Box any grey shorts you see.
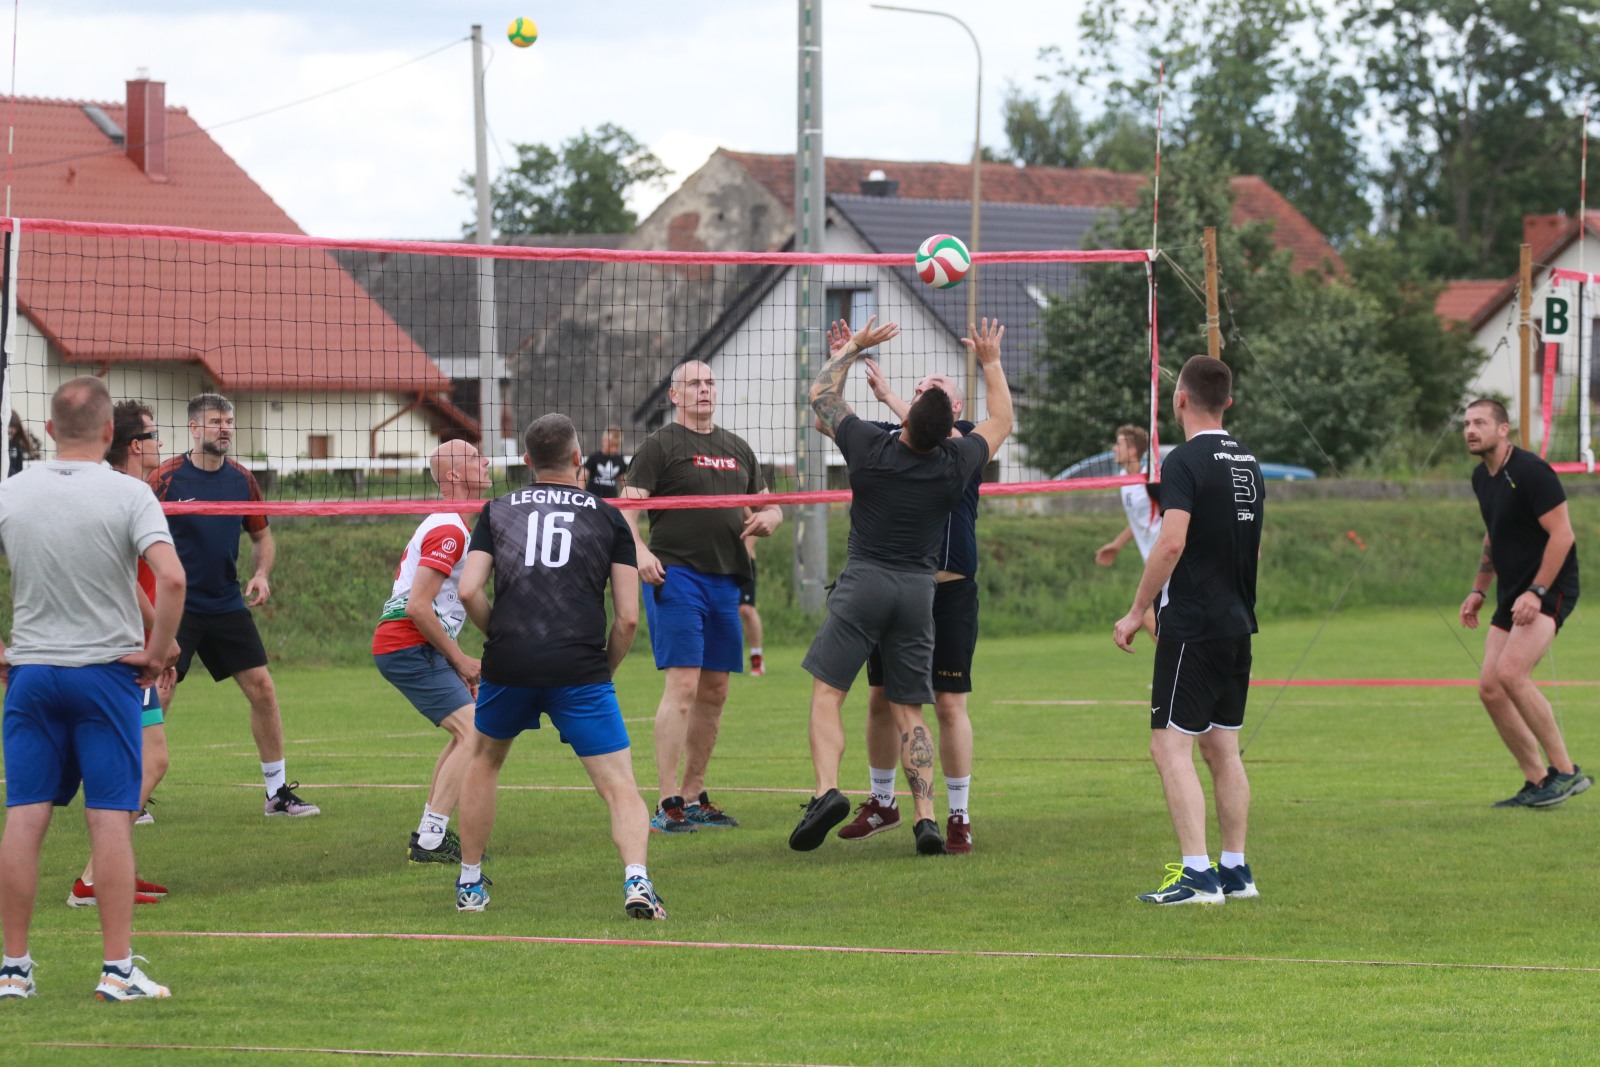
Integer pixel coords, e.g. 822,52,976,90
802,560,936,705
374,645,474,726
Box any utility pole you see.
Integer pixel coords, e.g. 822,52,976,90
471,25,501,458
1204,227,1221,359
793,0,828,613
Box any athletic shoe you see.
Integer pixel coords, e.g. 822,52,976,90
456,875,492,913
789,788,851,851
1528,766,1594,808
1217,862,1259,899
913,818,946,855
749,654,765,677
67,880,159,907
409,830,461,864
93,957,170,1001
683,793,739,829
837,797,902,841
1492,781,1541,808
0,962,35,999
264,782,320,817
135,877,168,898
651,797,698,834
133,807,154,826
1138,863,1224,905
624,875,667,920
944,815,972,855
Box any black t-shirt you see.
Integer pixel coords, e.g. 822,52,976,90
1155,430,1263,641
468,482,637,687
625,423,764,578
872,420,982,576
1472,447,1579,610
583,451,626,499
834,414,990,573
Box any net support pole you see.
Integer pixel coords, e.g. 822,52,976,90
0,223,14,481
1204,226,1221,359
794,0,828,614
1519,243,1532,449
471,24,501,457
1580,101,1594,468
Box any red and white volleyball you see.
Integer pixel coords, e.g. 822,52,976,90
915,234,971,289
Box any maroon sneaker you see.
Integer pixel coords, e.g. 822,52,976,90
837,797,901,840
944,815,972,854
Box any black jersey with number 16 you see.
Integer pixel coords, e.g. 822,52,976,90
467,483,638,687
1155,429,1264,642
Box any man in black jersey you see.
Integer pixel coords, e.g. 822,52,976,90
790,317,1011,855
454,414,665,920
1460,399,1590,808
1114,355,1261,906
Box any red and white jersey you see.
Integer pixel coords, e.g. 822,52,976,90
1120,482,1163,561
372,513,472,655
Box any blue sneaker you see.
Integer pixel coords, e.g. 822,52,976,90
623,875,666,920
1138,863,1224,905
456,875,492,913
650,797,698,834
682,792,739,829
1217,862,1259,899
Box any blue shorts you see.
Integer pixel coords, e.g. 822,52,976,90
374,645,474,726
3,663,143,810
474,681,630,757
643,566,744,673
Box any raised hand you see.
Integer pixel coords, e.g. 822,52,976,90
849,315,900,353
960,318,1005,365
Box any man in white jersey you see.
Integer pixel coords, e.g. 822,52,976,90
373,440,491,863
1096,425,1162,640
0,376,185,1001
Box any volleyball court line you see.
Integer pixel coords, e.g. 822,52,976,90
31,1044,849,1067
136,928,1600,975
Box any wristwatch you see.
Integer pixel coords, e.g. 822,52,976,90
1528,583,1549,599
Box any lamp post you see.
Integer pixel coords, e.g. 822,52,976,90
870,4,982,409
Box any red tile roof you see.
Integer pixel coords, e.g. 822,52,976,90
1451,215,1600,333
5,91,447,393
720,150,1342,274
1435,279,1503,323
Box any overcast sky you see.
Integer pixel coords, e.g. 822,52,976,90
11,1,1106,239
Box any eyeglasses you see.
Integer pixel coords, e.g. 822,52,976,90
130,431,160,442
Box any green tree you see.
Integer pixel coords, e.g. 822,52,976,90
459,123,670,238
1348,0,1600,277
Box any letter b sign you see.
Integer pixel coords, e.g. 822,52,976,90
1543,295,1571,340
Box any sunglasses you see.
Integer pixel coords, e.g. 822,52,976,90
130,431,160,442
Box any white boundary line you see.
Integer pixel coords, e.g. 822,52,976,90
32,1043,854,1067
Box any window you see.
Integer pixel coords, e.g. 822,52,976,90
825,287,876,328
306,435,330,460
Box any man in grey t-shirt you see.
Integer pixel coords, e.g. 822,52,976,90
0,377,186,1002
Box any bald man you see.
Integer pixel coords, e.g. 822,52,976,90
373,439,492,862
622,360,782,833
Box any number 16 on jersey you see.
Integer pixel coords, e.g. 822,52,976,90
525,511,575,568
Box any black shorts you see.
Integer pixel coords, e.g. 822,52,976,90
866,577,979,695
1151,634,1252,734
738,573,757,608
1491,588,1577,633
176,609,270,682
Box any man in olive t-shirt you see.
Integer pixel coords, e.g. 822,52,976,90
621,360,783,833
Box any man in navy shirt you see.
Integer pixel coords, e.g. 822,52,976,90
149,394,318,817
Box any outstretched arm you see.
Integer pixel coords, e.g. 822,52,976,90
810,316,900,439
964,319,1012,457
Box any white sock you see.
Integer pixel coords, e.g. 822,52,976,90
750,646,763,658
417,806,450,849
1220,851,1246,870
459,862,482,885
261,760,287,796
945,775,971,820
3,953,31,971
869,766,897,806
103,955,133,975
625,864,648,881
1182,854,1212,874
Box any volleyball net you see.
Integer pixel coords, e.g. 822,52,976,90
0,217,1159,513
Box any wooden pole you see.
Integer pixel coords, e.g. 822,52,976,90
1519,243,1532,448
1204,226,1221,359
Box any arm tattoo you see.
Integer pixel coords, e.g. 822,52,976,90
1477,547,1495,581
809,347,859,433
811,393,850,434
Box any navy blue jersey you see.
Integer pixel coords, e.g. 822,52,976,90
1155,430,1263,641
871,420,982,577
148,454,269,614
468,482,637,687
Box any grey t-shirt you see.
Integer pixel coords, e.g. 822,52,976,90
0,461,174,666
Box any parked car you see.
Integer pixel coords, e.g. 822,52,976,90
1053,445,1317,482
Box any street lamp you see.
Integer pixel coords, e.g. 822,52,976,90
870,4,983,408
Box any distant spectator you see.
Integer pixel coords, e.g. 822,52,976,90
584,425,627,499
8,412,39,477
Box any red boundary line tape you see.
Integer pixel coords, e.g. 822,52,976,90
135,929,1600,974
156,475,1143,516
30,1043,848,1067
0,216,1152,267
1251,678,1599,688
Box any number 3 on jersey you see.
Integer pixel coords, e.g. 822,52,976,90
524,511,574,568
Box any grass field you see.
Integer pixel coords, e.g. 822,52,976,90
3,605,1598,1064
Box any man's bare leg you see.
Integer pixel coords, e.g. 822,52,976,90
81,722,169,888
84,807,136,962
457,733,512,869
680,670,730,801
809,678,849,795
234,665,285,764
0,803,52,960
653,667,700,801
1479,626,1552,783
1197,728,1249,856
1149,728,1208,860
1493,617,1574,775
895,703,938,824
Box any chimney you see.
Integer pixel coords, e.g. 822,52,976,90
859,168,898,198
125,76,167,181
